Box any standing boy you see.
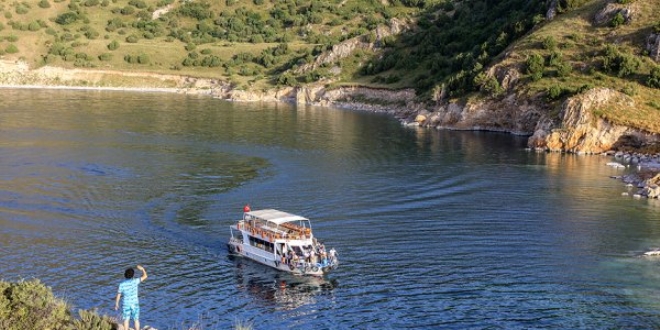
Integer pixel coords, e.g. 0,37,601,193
115,265,148,330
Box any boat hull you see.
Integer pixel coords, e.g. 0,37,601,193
227,240,335,276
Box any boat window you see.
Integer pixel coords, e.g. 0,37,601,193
248,236,274,253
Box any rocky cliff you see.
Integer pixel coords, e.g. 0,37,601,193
528,88,636,153
252,84,660,155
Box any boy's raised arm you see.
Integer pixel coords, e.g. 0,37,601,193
137,265,148,282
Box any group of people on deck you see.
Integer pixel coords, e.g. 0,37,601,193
282,242,337,269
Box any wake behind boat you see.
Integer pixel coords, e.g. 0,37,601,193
228,208,338,276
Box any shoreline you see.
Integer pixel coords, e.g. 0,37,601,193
0,84,184,93
3,60,660,199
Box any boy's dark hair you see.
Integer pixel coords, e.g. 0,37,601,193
124,268,135,279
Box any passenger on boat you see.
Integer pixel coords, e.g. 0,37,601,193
310,250,318,264
303,246,314,263
329,248,338,264
285,250,293,265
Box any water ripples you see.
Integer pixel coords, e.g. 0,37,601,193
3,90,660,329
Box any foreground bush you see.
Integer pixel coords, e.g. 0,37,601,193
0,279,116,330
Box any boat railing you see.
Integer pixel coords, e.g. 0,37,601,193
238,220,312,241
288,258,337,274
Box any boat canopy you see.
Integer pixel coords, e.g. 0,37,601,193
244,209,309,225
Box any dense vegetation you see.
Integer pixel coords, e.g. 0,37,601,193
0,0,659,123
0,279,116,330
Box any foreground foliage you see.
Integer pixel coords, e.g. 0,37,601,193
0,279,116,330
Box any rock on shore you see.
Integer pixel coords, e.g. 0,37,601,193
610,151,660,199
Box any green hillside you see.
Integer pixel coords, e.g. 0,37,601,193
0,0,418,87
1,0,659,131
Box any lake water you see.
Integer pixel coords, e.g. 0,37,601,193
2,89,660,329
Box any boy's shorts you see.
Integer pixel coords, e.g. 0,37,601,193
122,304,140,321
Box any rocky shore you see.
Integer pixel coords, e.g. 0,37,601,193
607,151,660,199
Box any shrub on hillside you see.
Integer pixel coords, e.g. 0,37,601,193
542,36,557,50
473,72,504,97
105,17,124,32
98,53,113,61
125,34,139,43
620,83,637,96
15,4,30,14
610,12,625,27
648,66,660,88
176,1,213,20
55,12,79,25
602,45,640,77
555,62,572,77
277,72,297,86
128,0,147,8
38,0,51,8
107,40,120,50
525,53,545,81
5,44,19,54
124,54,150,64
84,27,100,39
120,5,135,15
546,85,569,101
28,21,41,31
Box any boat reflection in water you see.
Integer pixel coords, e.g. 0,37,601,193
229,253,338,310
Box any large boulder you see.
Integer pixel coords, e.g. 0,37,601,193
647,33,660,62
594,2,635,26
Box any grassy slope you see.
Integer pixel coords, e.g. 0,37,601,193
507,0,660,133
0,0,659,133
0,0,415,86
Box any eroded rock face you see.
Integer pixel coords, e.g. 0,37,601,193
223,87,296,103
295,18,411,75
546,0,559,21
529,88,636,153
647,33,660,62
594,2,634,26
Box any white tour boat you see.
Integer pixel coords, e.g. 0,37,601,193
228,208,338,276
